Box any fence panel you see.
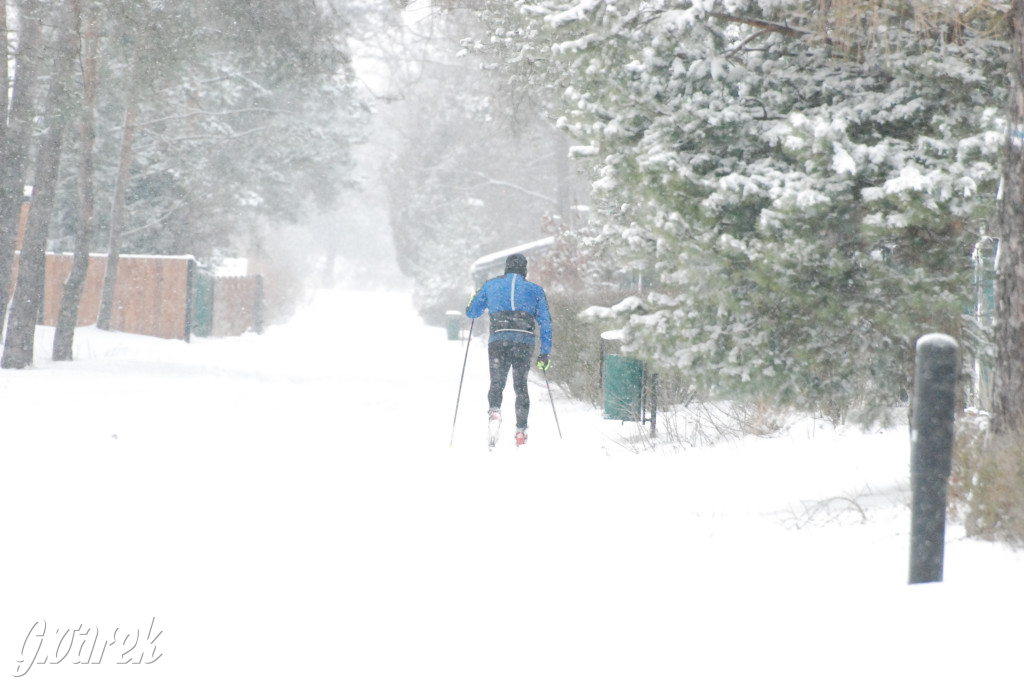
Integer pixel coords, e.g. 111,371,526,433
13,253,260,340
211,275,263,337
109,256,192,339
40,254,106,325
20,253,193,339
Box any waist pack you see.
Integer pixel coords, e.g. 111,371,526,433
490,310,536,335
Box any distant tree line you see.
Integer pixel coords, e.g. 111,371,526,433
0,0,370,367
366,5,588,325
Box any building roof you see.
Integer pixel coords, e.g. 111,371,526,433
469,236,555,285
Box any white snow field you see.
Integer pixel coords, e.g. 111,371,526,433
2,288,1024,687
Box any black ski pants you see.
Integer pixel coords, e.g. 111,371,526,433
488,340,534,429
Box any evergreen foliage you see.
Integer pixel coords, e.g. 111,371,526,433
475,0,1007,423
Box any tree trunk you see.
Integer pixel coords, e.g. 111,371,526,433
1,1,78,369
0,2,8,143
96,99,139,331
0,1,43,342
53,2,97,361
992,0,1024,434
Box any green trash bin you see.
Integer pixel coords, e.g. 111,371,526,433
445,311,463,341
193,271,215,337
604,354,644,421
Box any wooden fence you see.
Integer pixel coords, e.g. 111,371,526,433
11,253,263,340
30,254,194,339
210,275,264,337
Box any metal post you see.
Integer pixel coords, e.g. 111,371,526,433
640,364,647,424
650,373,658,439
909,333,958,584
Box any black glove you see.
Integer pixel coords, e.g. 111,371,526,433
536,354,551,371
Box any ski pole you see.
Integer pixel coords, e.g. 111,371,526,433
449,318,475,446
544,369,562,439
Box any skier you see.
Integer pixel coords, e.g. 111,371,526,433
466,253,553,447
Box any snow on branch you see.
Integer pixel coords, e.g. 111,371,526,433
469,172,558,205
546,0,604,28
520,4,552,16
552,33,602,54
706,12,811,39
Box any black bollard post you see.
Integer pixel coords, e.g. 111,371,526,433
909,333,959,585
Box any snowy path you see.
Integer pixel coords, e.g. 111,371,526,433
2,289,1024,686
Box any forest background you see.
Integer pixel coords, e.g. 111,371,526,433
2,1,1024,537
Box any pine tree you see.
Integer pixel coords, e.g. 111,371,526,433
479,0,1006,422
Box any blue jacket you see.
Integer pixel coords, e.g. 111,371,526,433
466,273,552,355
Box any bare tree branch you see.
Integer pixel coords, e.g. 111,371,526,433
467,171,558,205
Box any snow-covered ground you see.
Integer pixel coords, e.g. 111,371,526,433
2,288,1023,686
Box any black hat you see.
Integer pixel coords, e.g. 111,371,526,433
505,253,528,277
